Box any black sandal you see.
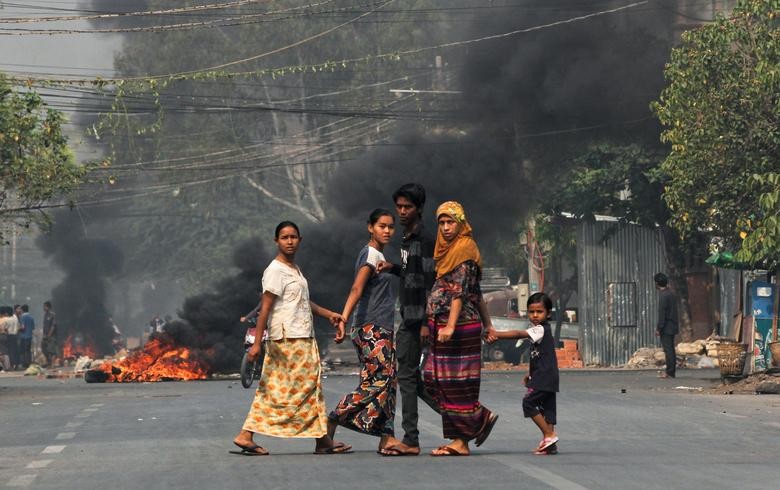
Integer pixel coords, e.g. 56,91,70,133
475,413,498,447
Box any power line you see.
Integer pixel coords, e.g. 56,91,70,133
5,0,649,85
0,0,275,24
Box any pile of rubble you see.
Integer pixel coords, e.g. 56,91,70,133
710,370,780,394
626,336,730,369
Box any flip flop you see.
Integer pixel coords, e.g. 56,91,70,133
538,436,559,451
314,441,353,455
380,444,420,457
475,413,499,447
431,445,468,457
230,442,269,456
533,443,558,455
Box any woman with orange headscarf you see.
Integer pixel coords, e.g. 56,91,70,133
423,201,499,456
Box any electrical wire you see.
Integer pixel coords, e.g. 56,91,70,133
4,0,649,85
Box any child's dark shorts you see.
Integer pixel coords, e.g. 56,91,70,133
522,388,556,425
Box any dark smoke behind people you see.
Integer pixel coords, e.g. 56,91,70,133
187,1,677,371
37,212,124,355
45,1,678,371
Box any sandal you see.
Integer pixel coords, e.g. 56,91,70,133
380,444,420,457
230,441,269,456
314,441,353,455
431,445,468,457
537,436,559,451
475,413,499,447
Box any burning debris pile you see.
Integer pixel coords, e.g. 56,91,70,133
86,336,209,383
61,334,99,360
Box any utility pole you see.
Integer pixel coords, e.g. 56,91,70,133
525,217,544,294
11,224,17,301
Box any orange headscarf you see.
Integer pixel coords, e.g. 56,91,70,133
434,201,482,278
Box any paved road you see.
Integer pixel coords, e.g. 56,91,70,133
1,369,778,489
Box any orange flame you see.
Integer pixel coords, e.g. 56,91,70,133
62,334,99,359
98,337,209,382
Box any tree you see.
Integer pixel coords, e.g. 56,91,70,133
652,0,779,272
89,0,466,290
0,75,88,242
545,144,710,340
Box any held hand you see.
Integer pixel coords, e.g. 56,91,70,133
334,320,346,344
523,374,530,386
239,316,247,323
437,325,455,343
655,330,660,337
328,312,344,327
483,326,498,344
420,325,430,344
247,343,263,362
375,260,393,273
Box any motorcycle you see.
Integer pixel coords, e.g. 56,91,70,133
240,318,266,389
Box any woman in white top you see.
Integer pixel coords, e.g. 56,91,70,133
232,221,351,456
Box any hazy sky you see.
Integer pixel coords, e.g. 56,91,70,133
0,1,121,76
0,1,123,160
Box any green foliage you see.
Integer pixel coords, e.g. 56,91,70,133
734,173,780,271
0,75,89,241
546,144,669,228
652,0,779,270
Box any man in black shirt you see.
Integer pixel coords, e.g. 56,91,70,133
654,273,679,378
377,183,438,456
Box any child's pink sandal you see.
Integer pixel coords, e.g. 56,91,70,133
537,436,559,451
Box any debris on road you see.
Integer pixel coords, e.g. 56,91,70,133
24,364,44,376
709,371,780,394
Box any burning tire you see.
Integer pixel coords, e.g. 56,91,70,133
240,352,260,388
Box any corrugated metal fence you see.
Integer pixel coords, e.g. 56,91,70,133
717,268,742,336
577,221,667,366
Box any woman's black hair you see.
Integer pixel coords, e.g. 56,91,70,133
367,208,394,225
274,221,300,239
527,292,553,311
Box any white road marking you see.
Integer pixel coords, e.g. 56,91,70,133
75,412,92,418
719,412,747,419
65,421,83,429
25,460,53,469
394,394,589,490
55,432,76,440
487,455,591,490
83,408,99,412
41,445,66,454
7,475,37,487
90,403,104,407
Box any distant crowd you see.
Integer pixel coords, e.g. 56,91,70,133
0,301,57,371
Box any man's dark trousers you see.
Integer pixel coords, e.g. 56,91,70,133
19,337,32,368
396,323,439,447
660,334,676,377
7,334,19,369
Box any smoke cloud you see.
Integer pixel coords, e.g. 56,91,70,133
43,1,678,372
36,212,124,355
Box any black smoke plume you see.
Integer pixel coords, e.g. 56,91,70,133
54,1,678,372
161,237,269,372
37,212,124,355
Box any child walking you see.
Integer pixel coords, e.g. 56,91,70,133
488,292,559,454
